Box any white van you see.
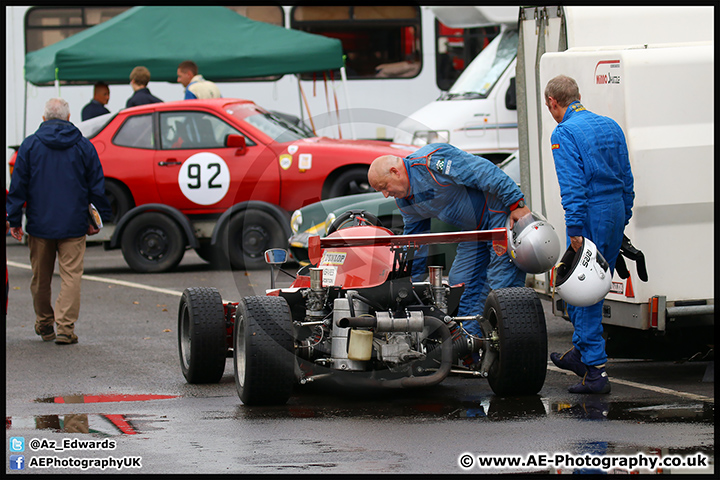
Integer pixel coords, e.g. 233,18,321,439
393,21,519,164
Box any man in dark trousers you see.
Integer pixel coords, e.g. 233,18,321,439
7,98,112,344
126,66,163,108
81,82,110,121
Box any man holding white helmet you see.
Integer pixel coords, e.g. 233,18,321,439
545,75,635,394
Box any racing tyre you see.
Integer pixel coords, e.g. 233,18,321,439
222,210,286,271
325,166,372,198
121,213,185,273
178,287,227,383
233,296,295,405
484,287,547,396
104,180,132,223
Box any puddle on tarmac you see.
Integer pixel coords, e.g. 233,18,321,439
6,394,178,436
35,394,179,404
231,386,714,424
551,400,714,424
6,413,168,436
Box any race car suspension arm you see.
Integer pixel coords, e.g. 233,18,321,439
449,314,499,377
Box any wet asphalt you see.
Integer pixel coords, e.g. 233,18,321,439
5,239,714,474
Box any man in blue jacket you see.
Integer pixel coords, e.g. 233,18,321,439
7,98,112,345
368,143,531,337
81,82,111,121
545,75,635,394
126,66,163,108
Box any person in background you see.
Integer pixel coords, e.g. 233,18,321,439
6,98,112,345
81,82,110,121
176,60,221,100
545,74,635,394
126,66,163,108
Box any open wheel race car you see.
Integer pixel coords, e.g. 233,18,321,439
178,215,548,405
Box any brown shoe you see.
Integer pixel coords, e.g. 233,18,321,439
35,323,56,342
54,333,78,345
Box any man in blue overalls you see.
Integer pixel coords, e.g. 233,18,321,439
545,75,635,394
368,143,530,337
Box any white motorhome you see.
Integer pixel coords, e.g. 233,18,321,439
393,7,519,164
517,6,713,356
5,6,500,171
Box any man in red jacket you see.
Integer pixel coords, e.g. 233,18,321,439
6,98,112,344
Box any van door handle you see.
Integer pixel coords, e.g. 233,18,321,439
158,160,182,166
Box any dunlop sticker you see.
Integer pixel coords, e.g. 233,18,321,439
321,251,347,266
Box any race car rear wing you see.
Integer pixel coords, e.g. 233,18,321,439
309,227,509,265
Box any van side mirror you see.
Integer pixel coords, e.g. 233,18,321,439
226,134,247,155
505,77,517,111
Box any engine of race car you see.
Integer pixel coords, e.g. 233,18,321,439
290,264,473,384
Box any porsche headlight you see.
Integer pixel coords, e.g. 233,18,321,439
290,209,303,234
324,212,336,235
412,130,450,147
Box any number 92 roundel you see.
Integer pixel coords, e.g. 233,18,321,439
178,152,230,205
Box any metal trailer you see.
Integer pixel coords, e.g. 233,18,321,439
516,6,714,358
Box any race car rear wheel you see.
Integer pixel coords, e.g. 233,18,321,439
222,210,286,270
178,287,227,384
233,296,295,405
484,287,547,396
121,212,185,273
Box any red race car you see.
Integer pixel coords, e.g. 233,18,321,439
178,223,548,405
9,99,416,272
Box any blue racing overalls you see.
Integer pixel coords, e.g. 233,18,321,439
551,101,635,366
395,143,526,334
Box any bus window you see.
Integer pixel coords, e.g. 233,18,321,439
291,5,422,80
24,6,283,54
435,21,500,91
25,7,130,53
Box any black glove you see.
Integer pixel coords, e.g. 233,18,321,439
618,235,648,282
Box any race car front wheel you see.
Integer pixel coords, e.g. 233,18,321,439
484,287,547,396
234,296,295,406
178,287,227,384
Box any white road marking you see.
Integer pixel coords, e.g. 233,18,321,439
548,365,714,402
8,260,184,297
8,260,239,302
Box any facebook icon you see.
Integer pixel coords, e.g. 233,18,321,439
10,455,25,470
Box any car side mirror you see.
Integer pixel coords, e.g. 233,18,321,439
265,248,289,289
264,248,288,265
226,134,247,155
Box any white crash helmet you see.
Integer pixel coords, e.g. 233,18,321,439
553,237,612,307
505,211,561,274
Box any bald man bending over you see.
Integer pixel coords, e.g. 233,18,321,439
368,143,530,337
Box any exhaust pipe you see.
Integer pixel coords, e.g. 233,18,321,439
334,315,453,389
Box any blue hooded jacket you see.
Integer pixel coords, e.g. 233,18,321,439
7,119,112,239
